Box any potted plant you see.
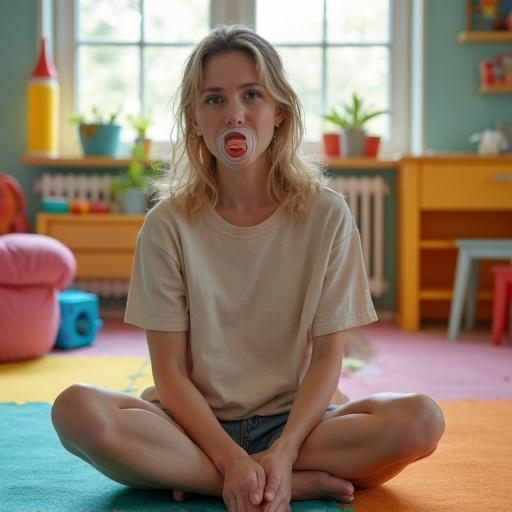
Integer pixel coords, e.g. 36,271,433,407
110,143,162,214
128,114,153,158
323,93,388,157
71,107,122,157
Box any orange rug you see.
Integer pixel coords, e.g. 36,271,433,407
352,400,512,512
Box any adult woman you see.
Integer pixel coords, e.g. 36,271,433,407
52,25,445,512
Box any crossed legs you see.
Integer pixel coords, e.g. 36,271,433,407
51,385,444,500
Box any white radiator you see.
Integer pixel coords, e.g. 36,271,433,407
35,173,113,201
328,175,389,298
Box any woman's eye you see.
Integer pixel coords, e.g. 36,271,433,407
245,90,261,100
205,96,222,105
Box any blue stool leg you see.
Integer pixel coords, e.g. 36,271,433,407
464,258,480,331
448,250,471,341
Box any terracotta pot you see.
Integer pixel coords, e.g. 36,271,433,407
364,135,381,157
322,133,340,156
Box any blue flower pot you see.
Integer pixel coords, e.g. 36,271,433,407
79,124,121,156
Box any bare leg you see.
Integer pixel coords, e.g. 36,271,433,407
331,387,349,405
292,392,446,488
52,384,353,503
51,384,224,495
52,386,443,503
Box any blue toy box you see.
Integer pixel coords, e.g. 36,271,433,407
55,289,103,349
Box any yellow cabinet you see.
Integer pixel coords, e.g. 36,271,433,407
36,214,144,279
398,155,512,330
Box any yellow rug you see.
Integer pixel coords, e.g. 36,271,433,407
0,355,153,403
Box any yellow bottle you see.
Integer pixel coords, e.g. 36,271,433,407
27,38,59,157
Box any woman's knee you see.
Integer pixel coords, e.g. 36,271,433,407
389,393,445,459
51,384,115,453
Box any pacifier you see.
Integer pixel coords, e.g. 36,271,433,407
215,127,257,166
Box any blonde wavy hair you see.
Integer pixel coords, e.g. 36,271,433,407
155,24,326,220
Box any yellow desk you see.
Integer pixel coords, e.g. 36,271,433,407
398,155,512,330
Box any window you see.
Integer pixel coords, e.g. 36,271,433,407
53,0,411,155
257,0,396,144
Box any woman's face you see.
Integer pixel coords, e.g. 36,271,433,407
192,50,284,169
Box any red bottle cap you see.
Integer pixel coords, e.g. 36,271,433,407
31,38,58,79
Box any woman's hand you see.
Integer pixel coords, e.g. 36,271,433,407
255,444,297,512
222,454,266,511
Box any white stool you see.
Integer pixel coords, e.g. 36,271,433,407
448,239,512,341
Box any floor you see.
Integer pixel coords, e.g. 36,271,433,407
51,318,512,401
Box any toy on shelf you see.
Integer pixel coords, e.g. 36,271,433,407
41,197,69,213
27,38,59,157
70,199,91,214
55,289,103,349
90,199,110,213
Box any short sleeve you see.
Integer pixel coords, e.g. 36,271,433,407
312,230,378,337
124,232,189,331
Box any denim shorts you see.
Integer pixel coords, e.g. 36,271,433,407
151,400,339,455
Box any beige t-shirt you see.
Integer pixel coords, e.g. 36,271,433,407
125,187,377,420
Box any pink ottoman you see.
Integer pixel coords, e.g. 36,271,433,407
0,234,76,362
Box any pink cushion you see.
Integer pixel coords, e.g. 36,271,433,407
0,234,77,362
0,234,76,289
0,286,59,362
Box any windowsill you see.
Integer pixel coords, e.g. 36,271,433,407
21,154,402,169
21,155,136,168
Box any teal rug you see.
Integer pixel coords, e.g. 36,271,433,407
0,403,350,511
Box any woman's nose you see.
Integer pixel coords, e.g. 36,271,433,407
224,101,244,126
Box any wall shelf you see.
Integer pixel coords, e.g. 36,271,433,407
458,31,512,43
479,83,512,94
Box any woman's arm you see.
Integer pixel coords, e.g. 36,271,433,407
274,330,346,457
146,330,266,508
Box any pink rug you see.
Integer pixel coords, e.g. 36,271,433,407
51,319,512,401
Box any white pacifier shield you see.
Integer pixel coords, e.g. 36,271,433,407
215,127,257,166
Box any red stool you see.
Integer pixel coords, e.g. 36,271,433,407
491,265,512,345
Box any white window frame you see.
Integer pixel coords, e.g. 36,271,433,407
47,0,419,157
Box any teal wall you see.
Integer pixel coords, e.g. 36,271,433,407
0,1,37,225
426,0,512,152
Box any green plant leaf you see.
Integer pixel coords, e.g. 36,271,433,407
323,92,387,131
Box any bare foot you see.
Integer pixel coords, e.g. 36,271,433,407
171,472,353,504
291,470,354,503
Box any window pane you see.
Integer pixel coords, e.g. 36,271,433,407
78,0,141,42
144,47,195,141
144,0,210,43
256,0,323,43
326,47,389,137
77,46,139,140
326,0,389,43
276,47,323,140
